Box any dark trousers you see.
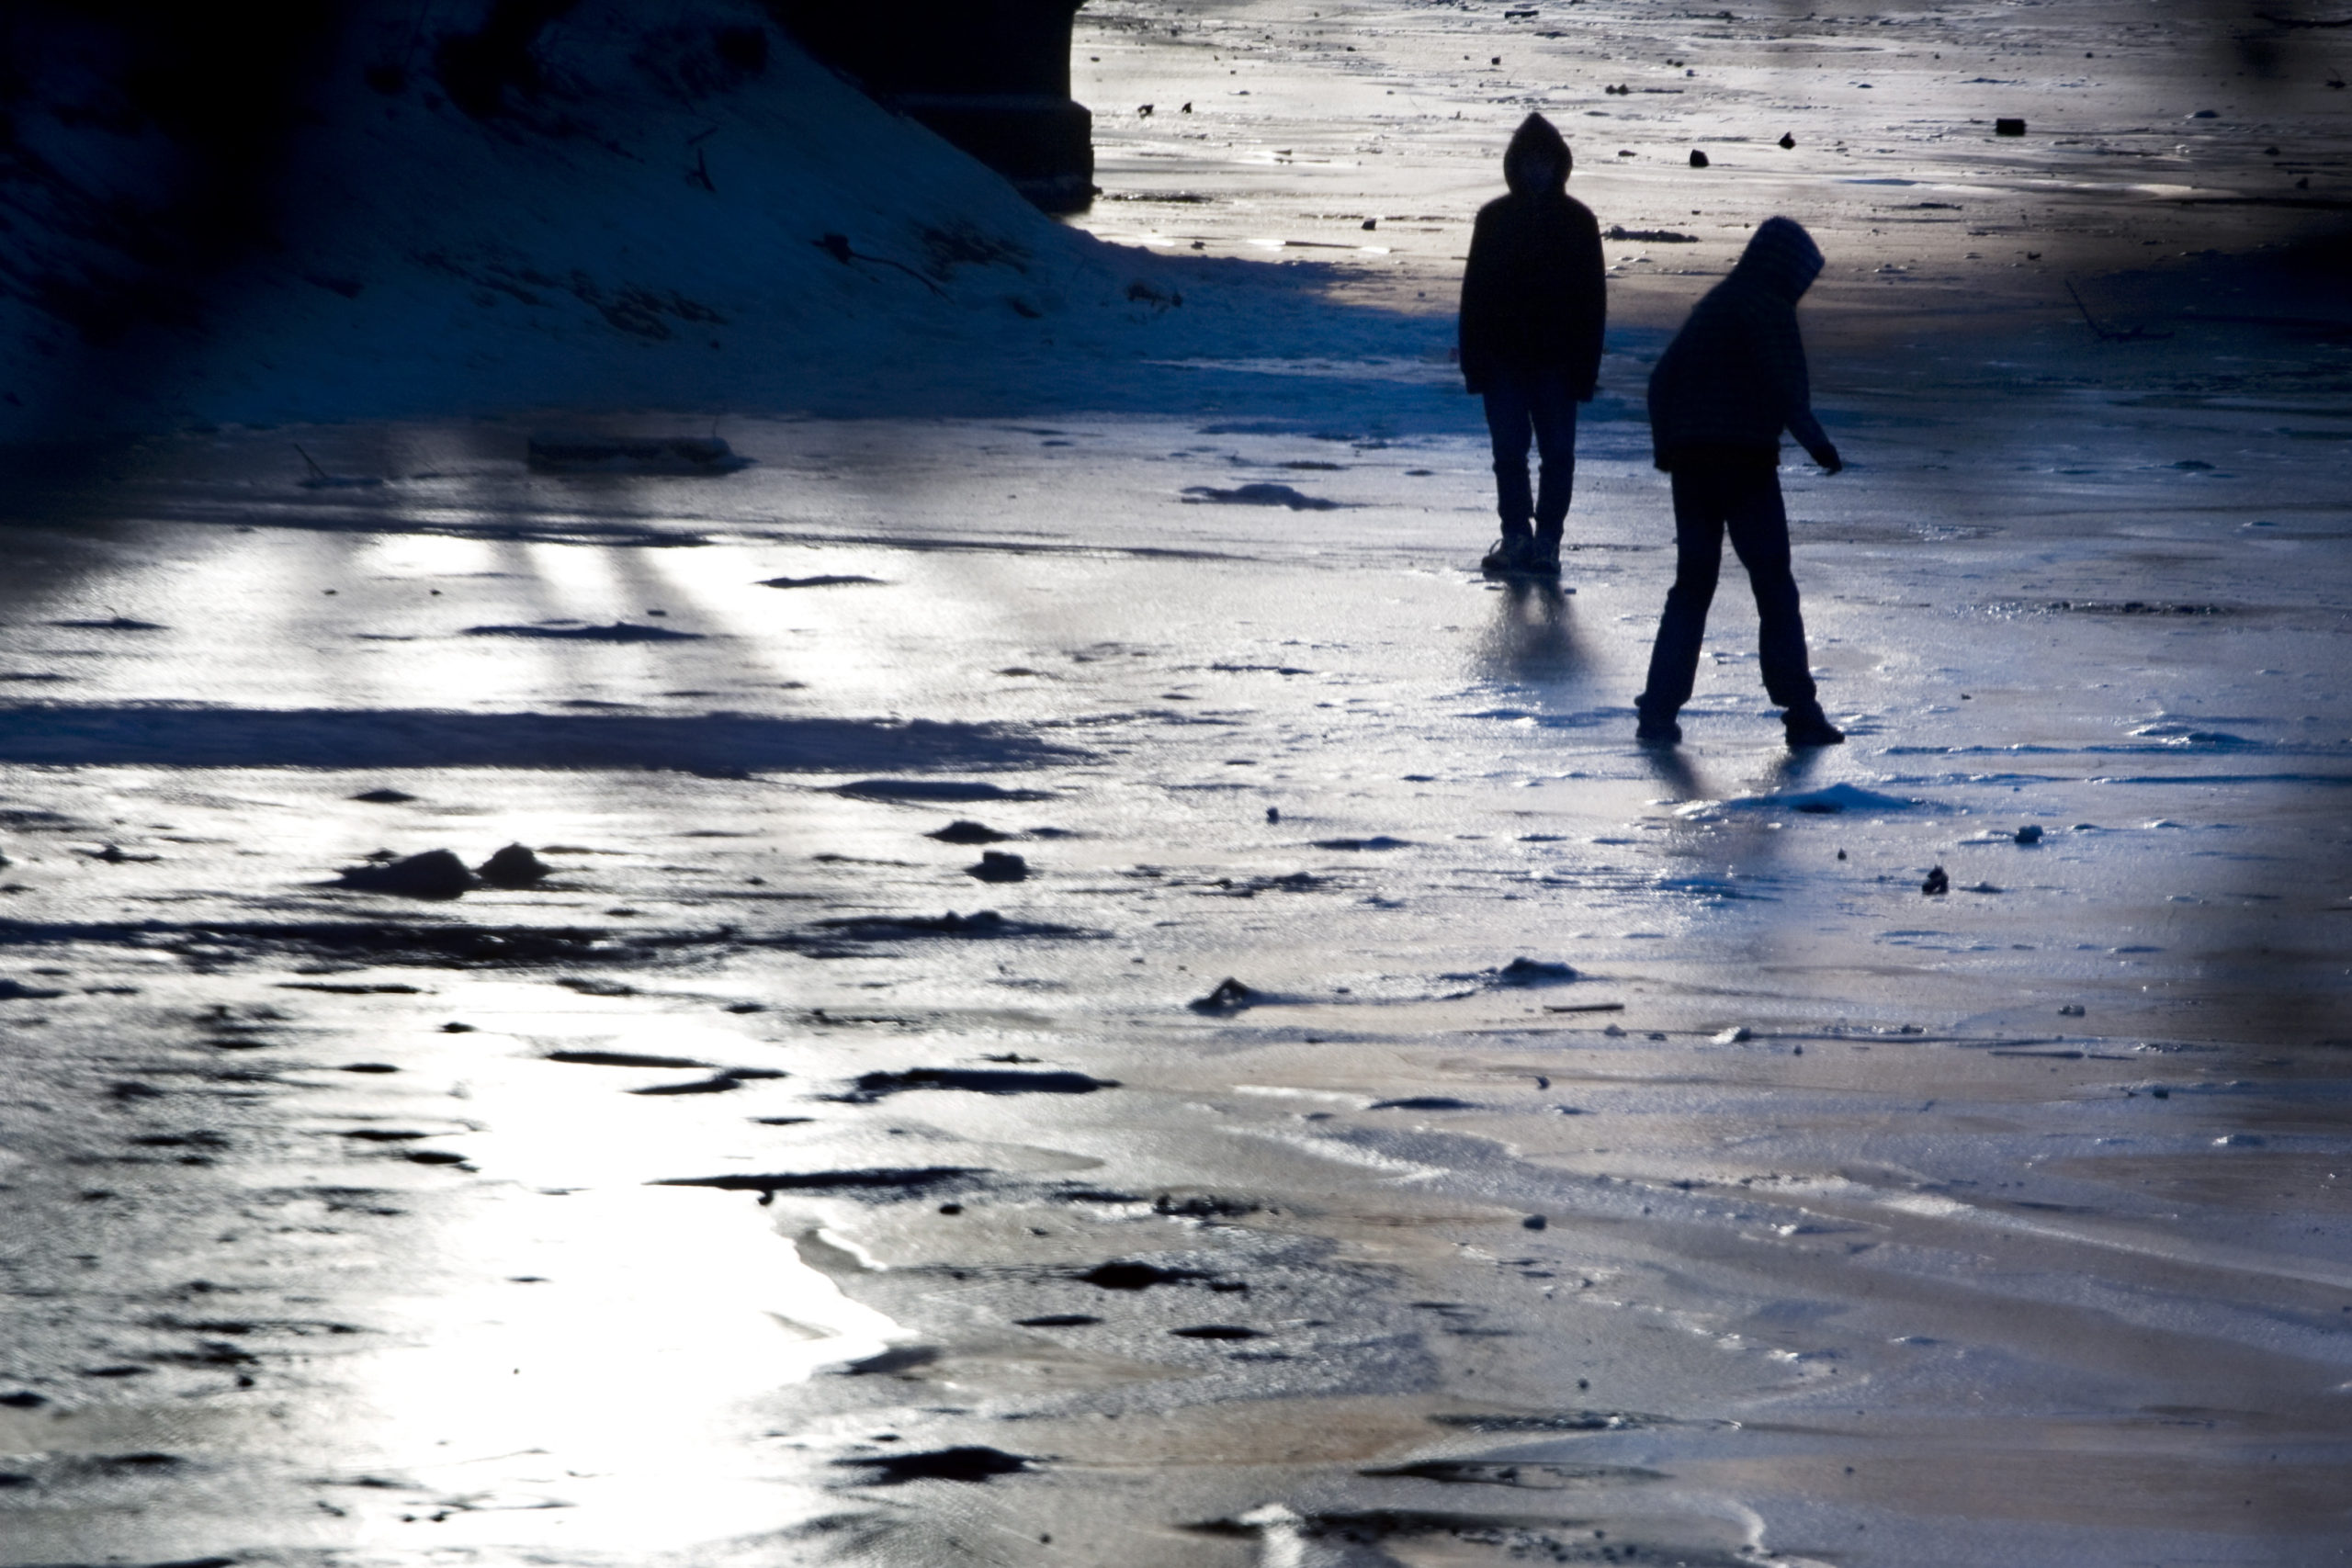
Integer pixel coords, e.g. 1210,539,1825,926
1482,367,1579,541
1637,462,1820,717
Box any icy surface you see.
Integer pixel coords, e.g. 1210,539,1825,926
2,3,2349,1567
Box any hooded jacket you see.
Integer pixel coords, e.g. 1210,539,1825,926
1457,114,1607,398
1645,216,1833,468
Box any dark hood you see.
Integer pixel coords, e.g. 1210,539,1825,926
1730,216,1825,300
1502,113,1571,196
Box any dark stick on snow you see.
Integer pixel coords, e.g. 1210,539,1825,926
2066,280,2171,342
813,234,948,297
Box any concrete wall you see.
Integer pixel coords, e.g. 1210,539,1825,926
764,1,1093,213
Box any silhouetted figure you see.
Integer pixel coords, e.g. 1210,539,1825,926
1458,114,1606,577
1634,216,1845,748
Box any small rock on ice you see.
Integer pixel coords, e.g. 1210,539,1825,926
477,843,550,887
1190,977,1259,1013
929,819,1011,844
1491,956,1577,987
967,851,1030,883
336,849,474,900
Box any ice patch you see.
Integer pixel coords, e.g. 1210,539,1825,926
831,779,1057,803
1679,782,1933,818
1457,707,1616,729
1181,483,1345,510
2120,724,2263,749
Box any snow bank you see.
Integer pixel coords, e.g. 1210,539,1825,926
0,0,1217,444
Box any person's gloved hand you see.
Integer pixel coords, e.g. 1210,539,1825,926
1810,443,1843,475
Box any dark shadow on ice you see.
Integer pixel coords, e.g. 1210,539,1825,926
808,910,1098,944
463,621,706,642
1191,1505,1749,1567
1360,1459,1668,1489
831,779,1057,804
834,1446,1033,1485
1637,739,1703,804
653,1168,985,1200
1756,743,1830,799
1180,482,1345,510
0,705,1081,774
828,1067,1117,1102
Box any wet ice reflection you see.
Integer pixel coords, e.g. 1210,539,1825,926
346,1188,895,1551
332,1007,902,1550
0,391,2344,1565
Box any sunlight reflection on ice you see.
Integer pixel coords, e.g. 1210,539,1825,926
335,1006,901,1550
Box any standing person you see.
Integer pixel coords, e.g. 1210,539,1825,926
1634,216,1845,748
1458,112,1606,577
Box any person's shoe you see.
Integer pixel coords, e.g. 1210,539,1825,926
1782,706,1846,747
1526,536,1563,575
1634,699,1681,745
1481,533,1535,574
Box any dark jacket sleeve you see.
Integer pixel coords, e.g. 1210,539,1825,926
1457,204,1501,394
1748,296,1829,455
1564,200,1606,400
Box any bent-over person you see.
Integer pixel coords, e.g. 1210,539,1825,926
1635,215,1845,748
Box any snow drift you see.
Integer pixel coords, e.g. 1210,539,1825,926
0,0,1190,444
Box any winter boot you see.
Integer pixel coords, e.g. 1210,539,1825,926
1634,695,1682,745
1481,531,1536,574
1782,704,1846,748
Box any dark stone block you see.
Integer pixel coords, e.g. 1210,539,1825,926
765,2,1094,212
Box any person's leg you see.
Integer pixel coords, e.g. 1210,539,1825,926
1529,371,1579,563
1482,372,1535,547
1722,470,1840,741
1636,468,1728,732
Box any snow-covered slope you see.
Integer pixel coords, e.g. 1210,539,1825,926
0,0,1210,444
